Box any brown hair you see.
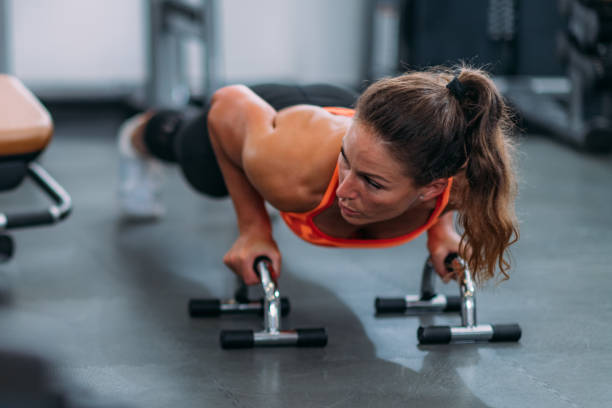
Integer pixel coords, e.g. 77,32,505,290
355,65,519,283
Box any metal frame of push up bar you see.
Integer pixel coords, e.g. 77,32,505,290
376,253,521,344
189,257,327,349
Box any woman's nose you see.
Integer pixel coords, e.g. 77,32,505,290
336,172,358,200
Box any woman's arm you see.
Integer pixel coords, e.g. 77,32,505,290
207,85,280,285
207,85,347,284
208,85,275,233
426,211,462,282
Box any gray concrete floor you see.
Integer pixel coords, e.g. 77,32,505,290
1,107,611,407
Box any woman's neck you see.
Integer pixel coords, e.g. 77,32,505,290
361,202,434,239
313,198,437,240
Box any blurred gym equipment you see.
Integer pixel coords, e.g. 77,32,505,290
0,75,72,261
505,0,612,152
366,0,612,152
0,74,71,307
146,0,222,108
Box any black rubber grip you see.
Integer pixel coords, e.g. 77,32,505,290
0,234,14,263
491,324,522,342
444,252,460,272
375,297,406,314
188,299,221,317
253,255,271,273
444,295,462,312
281,297,291,316
257,297,291,317
220,330,254,349
296,328,327,347
5,211,55,229
417,326,452,344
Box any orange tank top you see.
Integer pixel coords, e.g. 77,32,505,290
279,107,453,248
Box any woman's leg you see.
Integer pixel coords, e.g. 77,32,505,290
140,83,359,198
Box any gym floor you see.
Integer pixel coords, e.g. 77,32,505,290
1,104,611,408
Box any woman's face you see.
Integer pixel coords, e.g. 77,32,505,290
336,122,421,225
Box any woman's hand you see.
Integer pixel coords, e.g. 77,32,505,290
426,212,462,283
427,229,462,283
223,229,282,286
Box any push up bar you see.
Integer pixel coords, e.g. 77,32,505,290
189,257,327,349
376,254,521,344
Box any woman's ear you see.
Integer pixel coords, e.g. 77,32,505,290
419,178,449,201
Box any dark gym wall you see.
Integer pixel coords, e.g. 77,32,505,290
399,0,565,75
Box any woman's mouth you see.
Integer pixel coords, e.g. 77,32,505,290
339,203,360,217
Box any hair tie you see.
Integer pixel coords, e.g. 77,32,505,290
446,76,466,101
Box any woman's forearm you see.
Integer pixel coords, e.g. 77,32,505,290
207,92,273,236
210,128,272,235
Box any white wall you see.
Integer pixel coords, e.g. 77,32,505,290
10,0,146,95
220,0,368,85
7,0,368,97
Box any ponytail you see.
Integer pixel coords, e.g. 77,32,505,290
454,68,519,283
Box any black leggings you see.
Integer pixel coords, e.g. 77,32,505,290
143,83,359,197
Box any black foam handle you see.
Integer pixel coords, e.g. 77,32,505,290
253,255,271,274
375,297,407,314
257,297,291,317
491,324,522,342
188,299,221,317
296,328,327,347
5,211,55,229
281,297,291,316
444,295,462,312
417,326,452,344
220,330,255,349
444,252,460,272
0,234,15,263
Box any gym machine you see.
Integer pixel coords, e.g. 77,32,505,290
189,257,328,349
376,253,522,344
0,75,72,306
0,76,72,263
146,0,222,108
504,0,612,153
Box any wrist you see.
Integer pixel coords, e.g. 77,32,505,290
239,219,272,237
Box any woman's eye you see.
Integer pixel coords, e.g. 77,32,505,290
339,158,348,170
365,177,383,189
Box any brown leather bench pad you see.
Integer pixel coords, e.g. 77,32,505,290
0,74,53,156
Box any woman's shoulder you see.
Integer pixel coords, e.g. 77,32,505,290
242,105,350,212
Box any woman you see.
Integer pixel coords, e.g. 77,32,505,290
117,66,519,286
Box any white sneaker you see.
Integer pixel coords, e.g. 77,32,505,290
117,114,165,220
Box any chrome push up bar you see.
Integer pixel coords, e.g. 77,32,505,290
189,257,327,349
376,253,521,344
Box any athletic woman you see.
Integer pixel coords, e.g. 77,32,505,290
117,66,519,286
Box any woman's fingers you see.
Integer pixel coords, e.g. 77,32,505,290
242,265,261,286
269,254,282,281
441,270,456,283
431,251,457,283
